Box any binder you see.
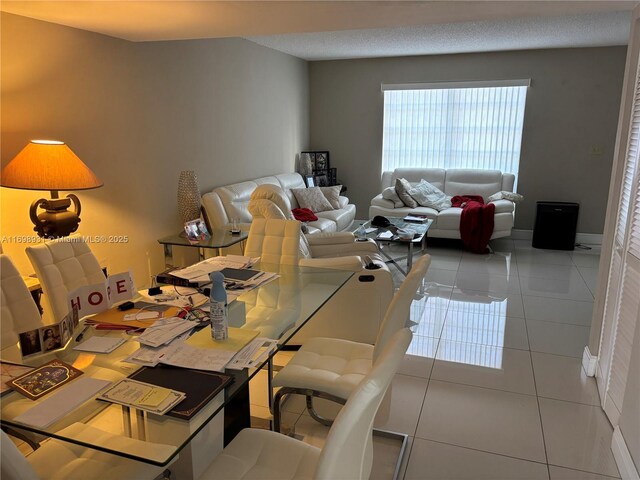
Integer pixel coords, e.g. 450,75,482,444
129,365,233,420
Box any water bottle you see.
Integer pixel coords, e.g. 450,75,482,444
209,271,228,340
355,223,367,241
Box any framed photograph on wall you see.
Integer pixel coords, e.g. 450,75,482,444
328,168,337,186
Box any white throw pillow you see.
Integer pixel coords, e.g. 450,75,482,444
409,180,452,211
395,178,418,208
487,191,524,203
291,187,333,213
382,187,404,208
319,186,342,209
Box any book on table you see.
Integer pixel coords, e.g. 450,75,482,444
403,214,429,223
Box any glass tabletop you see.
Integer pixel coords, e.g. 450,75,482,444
157,230,247,249
359,217,433,243
0,263,352,466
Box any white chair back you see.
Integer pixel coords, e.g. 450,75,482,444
1,430,39,480
25,237,105,322
314,328,412,480
244,218,301,266
373,255,430,361
0,255,44,349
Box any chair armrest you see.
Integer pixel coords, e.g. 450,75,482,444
306,232,355,245
309,239,380,258
299,256,364,272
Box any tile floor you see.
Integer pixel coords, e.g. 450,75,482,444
249,237,621,480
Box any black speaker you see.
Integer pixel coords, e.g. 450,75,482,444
532,202,579,250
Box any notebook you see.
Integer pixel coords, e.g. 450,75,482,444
219,268,261,282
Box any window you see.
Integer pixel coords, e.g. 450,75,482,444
381,81,529,185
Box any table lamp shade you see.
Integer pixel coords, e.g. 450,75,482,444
1,140,103,238
1,140,103,192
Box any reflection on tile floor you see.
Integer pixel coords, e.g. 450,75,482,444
249,238,618,479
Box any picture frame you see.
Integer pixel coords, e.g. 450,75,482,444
328,168,337,186
184,218,211,244
315,174,329,187
305,175,315,187
301,151,330,177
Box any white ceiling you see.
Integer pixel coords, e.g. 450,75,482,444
1,1,636,60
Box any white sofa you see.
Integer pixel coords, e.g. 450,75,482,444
202,173,356,234
370,168,516,239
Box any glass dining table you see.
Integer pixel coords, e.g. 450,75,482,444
0,263,353,474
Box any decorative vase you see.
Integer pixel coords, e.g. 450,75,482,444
299,153,313,176
177,170,201,224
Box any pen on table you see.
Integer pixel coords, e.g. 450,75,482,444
75,325,90,342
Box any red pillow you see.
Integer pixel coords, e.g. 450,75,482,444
292,208,318,222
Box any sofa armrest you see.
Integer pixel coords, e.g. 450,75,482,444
299,256,364,272
371,195,396,209
338,196,349,208
490,199,515,214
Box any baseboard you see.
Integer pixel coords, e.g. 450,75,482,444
510,229,603,245
582,346,598,377
612,426,640,480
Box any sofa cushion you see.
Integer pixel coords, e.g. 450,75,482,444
307,217,337,233
291,187,334,213
487,191,524,203
444,169,503,201
436,207,463,230
395,178,418,208
381,187,404,208
409,180,452,211
317,205,356,231
319,186,342,209
383,168,446,191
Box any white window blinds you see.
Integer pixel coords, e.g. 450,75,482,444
381,82,528,182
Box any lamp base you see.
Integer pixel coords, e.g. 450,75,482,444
30,194,82,239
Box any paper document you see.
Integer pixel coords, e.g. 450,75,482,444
227,338,278,370
14,378,111,428
98,379,185,415
160,343,236,372
137,318,196,347
186,327,259,351
73,337,126,354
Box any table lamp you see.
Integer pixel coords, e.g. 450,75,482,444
1,140,103,238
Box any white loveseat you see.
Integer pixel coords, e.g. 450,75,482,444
370,168,516,239
201,173,356,234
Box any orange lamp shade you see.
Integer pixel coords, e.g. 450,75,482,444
1,140,103,192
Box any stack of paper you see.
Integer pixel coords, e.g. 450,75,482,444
171,255,258,283
73,337,126,354
137,318,196,347
227,338,278,370
98,379,185,415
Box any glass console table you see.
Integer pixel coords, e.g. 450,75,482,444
158,230,248,267
0,263,352,472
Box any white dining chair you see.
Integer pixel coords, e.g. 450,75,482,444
198,327,412,480
25,236,106,322
271,254,430,432
1,423,174,480
1,255,45,350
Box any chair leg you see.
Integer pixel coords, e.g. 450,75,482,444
272,387,347,432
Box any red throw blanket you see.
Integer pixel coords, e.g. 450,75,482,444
291,208,318,222
451,195,495,254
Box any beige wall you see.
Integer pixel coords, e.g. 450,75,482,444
1,13,308,292
308,47,626,233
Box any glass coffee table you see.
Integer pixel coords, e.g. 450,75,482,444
354,217,433,275
158,230,248,267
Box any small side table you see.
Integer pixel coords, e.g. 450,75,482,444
158,230,248,267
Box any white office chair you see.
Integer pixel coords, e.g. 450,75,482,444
244,215,394,344
272,254,431,431
25,236,106,322
1,255,45,350
1,423,173,480
198,327,412,480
